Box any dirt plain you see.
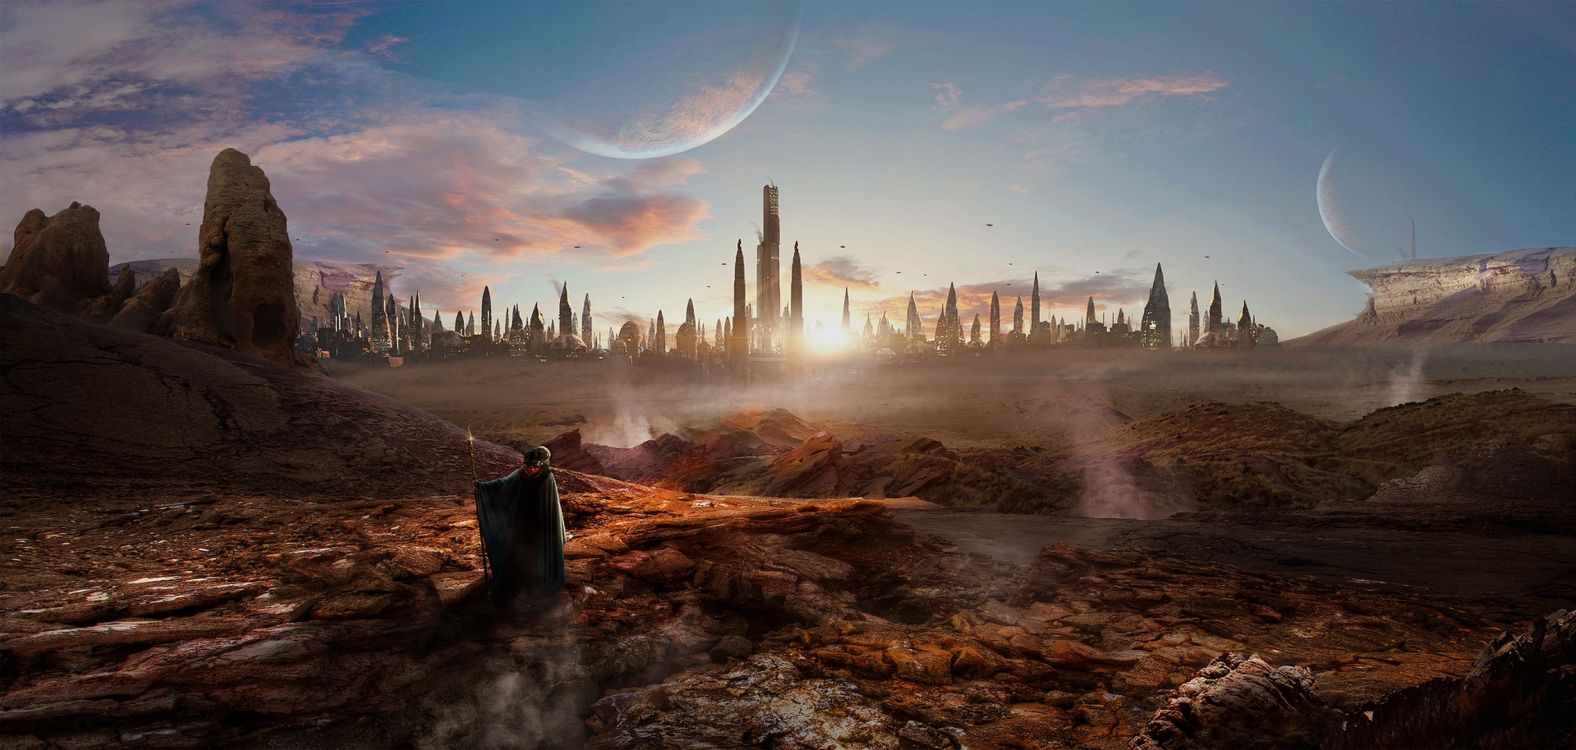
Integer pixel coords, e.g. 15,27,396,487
6,298,1575,748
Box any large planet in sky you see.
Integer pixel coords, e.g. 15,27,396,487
1317,146,1366,257
517,3,800,159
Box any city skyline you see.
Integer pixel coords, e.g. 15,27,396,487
3,2,1572,338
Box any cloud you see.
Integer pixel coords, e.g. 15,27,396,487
563,193,707,257
936,72,1227,131
930,81,962,109
832,23,904,69
1038,73,1227,109
364,33,410,61
803,256,881,291
0,1,364,119
0,1,712,316
941,107,995,131
773,70,816,99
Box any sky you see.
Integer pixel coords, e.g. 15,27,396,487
2,1,1572,339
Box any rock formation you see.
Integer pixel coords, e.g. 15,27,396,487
116,257,402,338
162,149,303,367
1130,653,1337,750
109,267,181,332
1,202,111,312
1292,247,1576,346
1327,608,1576,750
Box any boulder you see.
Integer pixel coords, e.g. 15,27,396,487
1,203,110,310
83,266,138,322
110,267,181,332
1129,652,1336,750
162,149,303,367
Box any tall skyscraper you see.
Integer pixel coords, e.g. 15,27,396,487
755,184,781,352
480,285,492,340
906,292,921,341
1139,263,1171,349
841,287,851,332
789,242,803,358
581,294,592,344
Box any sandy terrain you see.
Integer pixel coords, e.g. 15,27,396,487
329,345,1576,449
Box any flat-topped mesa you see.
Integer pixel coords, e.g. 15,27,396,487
162,148,305,367
1352,247,1573,322
1291,246,1576,346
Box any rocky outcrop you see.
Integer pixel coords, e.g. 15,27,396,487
109,267,182,332
1327,609,1576,750
83,266,138,322
162,149,303,367
1130,653,1337,750
1291,247,1576,346
114,257,405,335
1,293,518,501
0,202,111,311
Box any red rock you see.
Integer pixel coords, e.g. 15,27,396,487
0,203,110,310
427,571,483,607
163,149,303,367
308,593,394,619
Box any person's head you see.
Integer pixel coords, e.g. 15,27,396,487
524,446,551,477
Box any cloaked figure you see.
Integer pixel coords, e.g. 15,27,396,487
475,446,566,610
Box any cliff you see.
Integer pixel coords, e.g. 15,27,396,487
1290,246,1575,346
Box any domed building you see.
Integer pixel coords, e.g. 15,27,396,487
616,321,643,356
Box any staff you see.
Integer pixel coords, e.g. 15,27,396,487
466,427,493,597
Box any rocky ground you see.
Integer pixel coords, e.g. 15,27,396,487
5,468,1563,749
5,295,1574,748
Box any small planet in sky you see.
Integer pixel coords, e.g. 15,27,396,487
519,3,800,159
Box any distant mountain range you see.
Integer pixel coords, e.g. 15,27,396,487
1290,247,1575,346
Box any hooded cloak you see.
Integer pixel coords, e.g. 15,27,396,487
475,466,566,607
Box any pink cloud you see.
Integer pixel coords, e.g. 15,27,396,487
931,81,963,109
937,72,1227,131
1037,72,1227,108
803,256,882,291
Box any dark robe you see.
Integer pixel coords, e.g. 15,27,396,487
475,467,566,607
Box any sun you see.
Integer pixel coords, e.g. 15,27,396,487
808,325,847,354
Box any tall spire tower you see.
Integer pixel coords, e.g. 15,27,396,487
1030,272,1041,333
582,294,592,344
906,292,921,341
558,283,573,341
789,242,803,358
1188,291,1200,347
841,288,851,332
1208,282,1223,335
1139,262,1171,349
989,291,1001,347
755,184,781,352
731,240,749,381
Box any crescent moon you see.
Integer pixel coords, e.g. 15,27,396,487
1317,146,1365,257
